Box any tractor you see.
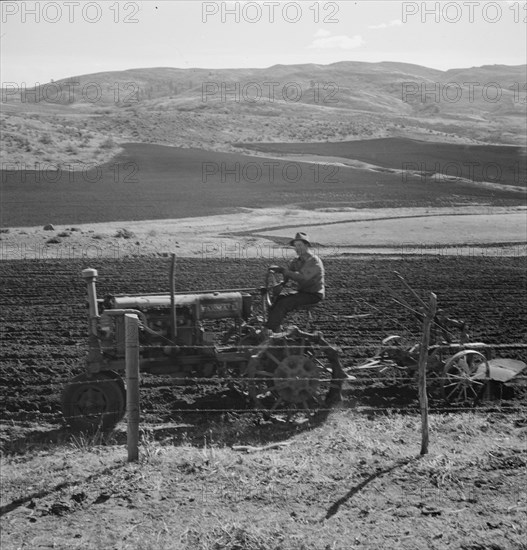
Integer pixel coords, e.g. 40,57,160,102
62,265,346,430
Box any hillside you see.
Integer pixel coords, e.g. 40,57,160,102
1,62,525,168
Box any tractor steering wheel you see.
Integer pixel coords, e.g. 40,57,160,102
264,266,288,310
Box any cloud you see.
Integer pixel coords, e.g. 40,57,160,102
314,29,331,38
368,19,402,29
309,34,364,50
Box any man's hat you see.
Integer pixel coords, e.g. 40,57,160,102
289,232,311,247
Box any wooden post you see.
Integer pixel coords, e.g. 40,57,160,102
418,292,437,455
125,313,140,462
170,253,177,342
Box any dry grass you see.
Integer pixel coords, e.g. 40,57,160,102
1,410,526,549
0,110,123,167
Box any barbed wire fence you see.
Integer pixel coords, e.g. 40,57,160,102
4,331,525,461
3,263,527,446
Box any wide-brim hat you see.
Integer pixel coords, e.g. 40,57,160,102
288,232,311,247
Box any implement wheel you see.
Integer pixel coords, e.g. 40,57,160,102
441,350,489,405
62,371,126,431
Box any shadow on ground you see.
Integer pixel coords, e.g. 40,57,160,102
2,382,524,456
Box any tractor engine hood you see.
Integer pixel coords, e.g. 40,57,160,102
107,292,248,320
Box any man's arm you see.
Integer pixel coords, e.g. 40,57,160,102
284,258,320,284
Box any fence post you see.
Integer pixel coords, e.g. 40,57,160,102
170,253,177,342
418,292,437,455
125,313,140,462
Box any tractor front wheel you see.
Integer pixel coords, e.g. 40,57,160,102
62,371,126,431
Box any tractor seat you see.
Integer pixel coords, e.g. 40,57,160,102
292,302,320,331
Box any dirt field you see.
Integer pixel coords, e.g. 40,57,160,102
1,140,526,227
240,138,527,188
1,255,526,550
1,255,525,427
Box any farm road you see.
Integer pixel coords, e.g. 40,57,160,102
1,205,525,260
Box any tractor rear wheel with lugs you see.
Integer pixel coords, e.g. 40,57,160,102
244,333,337,416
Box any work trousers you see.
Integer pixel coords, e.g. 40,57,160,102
266,291,322,331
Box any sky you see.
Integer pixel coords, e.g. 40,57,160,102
1,0,526,84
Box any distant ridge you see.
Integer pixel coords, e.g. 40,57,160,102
4,60,523,97
3,61,523,120
1,61,525,167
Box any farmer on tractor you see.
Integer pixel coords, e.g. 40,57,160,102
266,232,325,332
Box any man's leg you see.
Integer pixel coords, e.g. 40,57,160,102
266,292,321,331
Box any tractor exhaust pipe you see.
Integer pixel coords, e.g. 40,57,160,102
82,268,99,337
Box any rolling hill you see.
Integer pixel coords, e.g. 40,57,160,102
1,62,525,169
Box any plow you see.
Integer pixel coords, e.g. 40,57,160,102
359,334,527,404
357,272,527,405
62,262,526,431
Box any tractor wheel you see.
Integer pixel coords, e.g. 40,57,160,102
244,335,334,417
441,350,489,405
62,371,126,431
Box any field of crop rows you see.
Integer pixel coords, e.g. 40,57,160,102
1,256,526,427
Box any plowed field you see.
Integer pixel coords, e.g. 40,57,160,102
2,141,526,228
1,256,526,429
